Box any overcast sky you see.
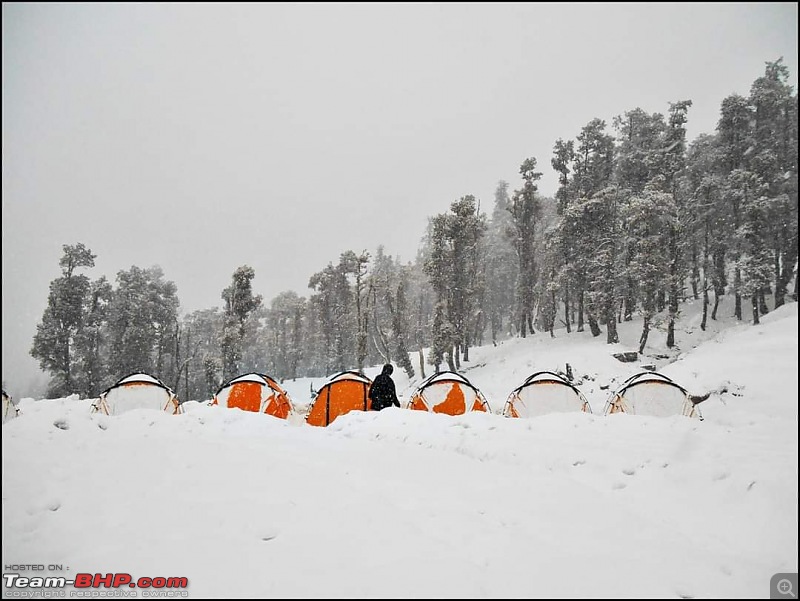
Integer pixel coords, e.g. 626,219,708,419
2,2,797,395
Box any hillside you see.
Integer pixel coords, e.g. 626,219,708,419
2,300,797,598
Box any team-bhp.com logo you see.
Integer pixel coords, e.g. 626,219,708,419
4,572,188,598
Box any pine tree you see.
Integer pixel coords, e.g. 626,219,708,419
267,291,306,380
748,58,798,309
31,243,97,398
685,133,727,328
621,186,675,352
178,308,223,401
106,265,180,380
509,158,542,337
484,181,518,342
567,119,616,336
423,197,486,368
73,276,112,397
717,93,753,320
663,99,693,348
551,141,576,331
220,265,262,380
339,250,370,373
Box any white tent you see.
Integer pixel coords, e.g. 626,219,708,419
92,373,181,416
2,390,20,424
604,372,702,418
504,371,591,417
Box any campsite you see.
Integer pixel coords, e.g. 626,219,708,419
3,298,796,598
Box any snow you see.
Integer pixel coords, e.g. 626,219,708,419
3,299,797,598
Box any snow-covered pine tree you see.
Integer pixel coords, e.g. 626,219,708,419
717,93,753,320
509,158,543,338
31,243,99,398
220,265,262,380
484,181,518,342
267,291,306,380
748,58,798,310
103,265,180,384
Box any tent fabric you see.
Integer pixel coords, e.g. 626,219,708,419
604,372,702,418
92,373,181,416
407,371,491,415
503,371,591,418
2,390,20,424
212,373,294,419
306,371,373,427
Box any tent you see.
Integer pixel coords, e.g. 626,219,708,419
212,373,294,419
503,371,591,418
604,372,702,418
92,373,181,416
407,371,491,415
306,371,373,427
2,390,20,424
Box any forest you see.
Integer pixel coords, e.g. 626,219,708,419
29,59,797,402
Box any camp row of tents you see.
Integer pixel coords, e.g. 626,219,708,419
3,368,704,426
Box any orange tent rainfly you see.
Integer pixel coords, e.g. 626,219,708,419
604,372,703,418
305,371,372,427
92,373,181,416
212,373,294,419
407,371,491,415
504,371,591,418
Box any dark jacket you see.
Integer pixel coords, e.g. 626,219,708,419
369,365,400,411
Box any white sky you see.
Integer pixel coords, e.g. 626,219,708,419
2,2,798,394
3,300,797,597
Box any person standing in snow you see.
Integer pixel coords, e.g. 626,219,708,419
369,364,400,411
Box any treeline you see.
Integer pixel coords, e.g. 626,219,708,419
30,59,797,401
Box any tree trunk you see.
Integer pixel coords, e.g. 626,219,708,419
564,284,571,333
734,268,742,320
701,222,709,331
794,261,799,301
701,286,709,331
446,347,456,372
656,290,666,313
758,287,769,315
638,314,650,354
752,292,760,325
606,303,619,344
577,290,585,332
418,348,426,380
588,314,601,337
691,242,700,299
666,310,676,348
774,249,785,308
667,227,678,349
624,281,634,321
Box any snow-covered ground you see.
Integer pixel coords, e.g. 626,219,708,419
3,299,797,598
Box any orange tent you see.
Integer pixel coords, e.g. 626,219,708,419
407,371,491,415
212,373,294,419
92,373,181,416
504,371,591,418
306,371,372,427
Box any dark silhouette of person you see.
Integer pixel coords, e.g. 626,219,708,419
369,364,400,411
